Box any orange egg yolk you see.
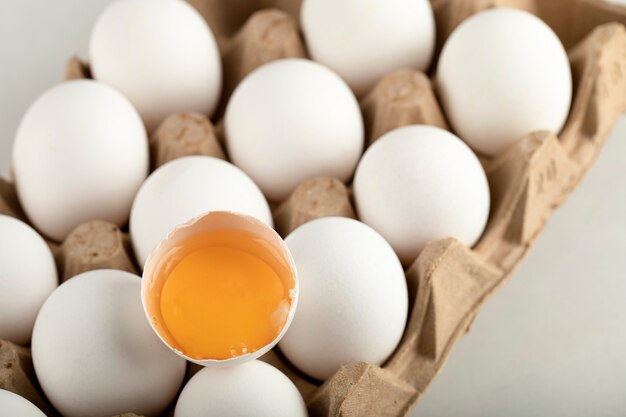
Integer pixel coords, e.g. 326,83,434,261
150,229,295,360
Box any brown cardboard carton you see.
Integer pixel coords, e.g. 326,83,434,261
0,340,57,416
1,0,625,416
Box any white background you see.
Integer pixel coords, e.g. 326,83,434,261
0,1,625,416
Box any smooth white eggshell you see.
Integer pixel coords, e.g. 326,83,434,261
31,270,186,417
225,59,364,202
0,390,46,417
12,80,148,241
90,0,222,131
301,0,435,96
279,217,408,381
0,215,57,345
354,125,490,266
437,8,572,156
130,156,273,267
174,360,307,417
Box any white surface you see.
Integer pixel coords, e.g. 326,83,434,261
412,117,626,417
0,1,625,416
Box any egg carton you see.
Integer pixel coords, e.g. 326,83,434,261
1,0,626,416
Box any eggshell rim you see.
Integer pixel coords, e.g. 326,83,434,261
140,210,299,367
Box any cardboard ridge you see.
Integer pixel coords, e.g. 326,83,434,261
1,1,625,416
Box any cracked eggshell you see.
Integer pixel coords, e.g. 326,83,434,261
142,211,299,368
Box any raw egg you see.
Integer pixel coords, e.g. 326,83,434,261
130,156,273,267
437,8,572,156
174,360,307,417
301,0,436,96
0,390,45,417
90,0,222,131
32,270,186,417
0,215,57,345
354,125,490,266
12,80,148,241
279,217,408,381
225,58,364,202
142,211,298,366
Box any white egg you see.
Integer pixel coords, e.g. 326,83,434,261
279,217,408,381
301,0,435,96
90,0,222,131
354,125,490,266
437,8,572,156
31,270,186,417
0,390,46,417
174,360,307,417
0,215,57,345
225,59,364,202
130,156,273,267
12,80,148,242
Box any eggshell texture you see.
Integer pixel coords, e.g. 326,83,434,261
279,217,408,381
174,360,307,417
0,215,57,345
12,80,148,242
437,8,572,156
31,270,186,417
301,0,435,96
130,156,273,267
0,390,46,417
354,125,490,266
225,59,364,202
90,0,222,131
